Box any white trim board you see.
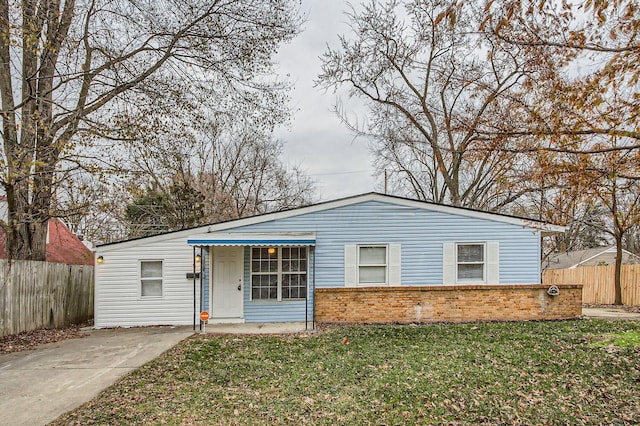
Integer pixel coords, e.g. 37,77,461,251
187,232,316,246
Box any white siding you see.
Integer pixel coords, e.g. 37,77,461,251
0,199,7,221
95,234,202,328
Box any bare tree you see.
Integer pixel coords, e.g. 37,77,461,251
0,0,302,259
482,0,640,146
195,126,316,221
528,135,640,304
52,173,116,242
479,0,640,303
577,145,640,305
317,0,541,209
623,226,640,256
113,114,316,239
125,176,205,238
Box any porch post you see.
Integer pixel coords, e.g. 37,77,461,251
305,245,308,331
312,246,316,330
199,246,204,332
192,246,196,331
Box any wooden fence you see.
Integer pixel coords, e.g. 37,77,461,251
0,260,94,337
542,264,640,306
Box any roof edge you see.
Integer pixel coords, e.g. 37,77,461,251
97,192,565,251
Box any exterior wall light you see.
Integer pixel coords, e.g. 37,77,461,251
97,255,104,264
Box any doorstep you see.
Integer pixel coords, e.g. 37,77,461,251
200,322,312,334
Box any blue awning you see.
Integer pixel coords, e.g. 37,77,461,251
187,232,316,246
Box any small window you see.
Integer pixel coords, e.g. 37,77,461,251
456,243,485,282
358,246,387,285
141,260,163,297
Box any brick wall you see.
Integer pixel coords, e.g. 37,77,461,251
315,284,582,324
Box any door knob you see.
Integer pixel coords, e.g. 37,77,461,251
237,284,242,291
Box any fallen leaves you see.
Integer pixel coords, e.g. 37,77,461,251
0,324,88,354
50,320,640,425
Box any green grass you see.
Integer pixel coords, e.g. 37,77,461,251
593,330,640,349
54,319,640,425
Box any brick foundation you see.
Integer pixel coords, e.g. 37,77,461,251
315,284,582,324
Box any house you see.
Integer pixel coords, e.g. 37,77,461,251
543,246,640,270
0,197,94,265
94,193,581,328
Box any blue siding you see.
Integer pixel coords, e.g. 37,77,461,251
204,200,542,322
243,247,315,323
234,201,541,288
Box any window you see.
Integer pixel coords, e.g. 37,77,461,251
344,244,401,287
251,247,307,301
443,242,498,285
282,247,308,299
140,260,163,297
358,245,387,285
456,243,485,282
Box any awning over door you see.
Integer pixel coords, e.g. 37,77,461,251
187,232,316,246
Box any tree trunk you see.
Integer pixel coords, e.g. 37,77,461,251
6,217,48,261
614,233,623,305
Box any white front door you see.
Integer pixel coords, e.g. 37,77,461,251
211,246,244,321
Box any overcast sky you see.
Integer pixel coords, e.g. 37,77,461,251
273,0,378,201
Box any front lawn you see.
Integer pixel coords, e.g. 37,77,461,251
54,320,640,425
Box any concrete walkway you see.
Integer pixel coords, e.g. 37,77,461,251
582,307,640,320
0,326,193,426
202,321,312,334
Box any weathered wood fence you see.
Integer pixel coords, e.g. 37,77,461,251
543,264,640,306
0,260,94,337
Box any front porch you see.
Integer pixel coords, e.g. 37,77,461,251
187,232,317,328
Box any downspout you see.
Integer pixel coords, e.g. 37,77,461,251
199,246,204,332
539,232,543,284
192,246,196,331
305,245,308,331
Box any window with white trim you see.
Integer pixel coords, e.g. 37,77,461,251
250,247,307,301
456,243,485,282
282,247,308,299
140,260,163,297
358,245,387,285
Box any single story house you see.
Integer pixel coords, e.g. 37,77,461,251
543,246,640,270
94,193,581,328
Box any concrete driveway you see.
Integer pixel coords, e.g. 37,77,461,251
0,326,193,426
582,307,640,320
